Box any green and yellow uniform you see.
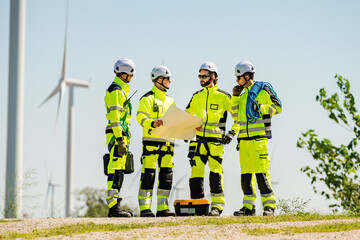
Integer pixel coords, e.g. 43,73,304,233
104,77,132,208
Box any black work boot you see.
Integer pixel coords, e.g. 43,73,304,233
208,207,221,216
108,202,132,218
156,209,176,217
140,209,155,217
233,205,256,216
263,206,275,216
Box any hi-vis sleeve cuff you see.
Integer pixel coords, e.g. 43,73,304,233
136,111,153,129
260,104,282,116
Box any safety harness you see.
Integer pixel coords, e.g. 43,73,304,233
141,141,174,166
107,82,132,152
193,136,223,165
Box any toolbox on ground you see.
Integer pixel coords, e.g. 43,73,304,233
173,199,210,216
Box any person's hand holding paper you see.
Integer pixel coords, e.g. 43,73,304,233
151,105,204,140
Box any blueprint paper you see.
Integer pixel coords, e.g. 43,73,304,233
151,105,204,140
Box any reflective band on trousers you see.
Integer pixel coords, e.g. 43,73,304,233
211,202,225,207
142,137,175,144
261,192,273,198
106,195,119,205
211,192,224,197
107,190,118,197
243,200,254,205
231,105,238,110
110,106,124,112
231,112,238,118
138,189,152,198
138,198,151,206
239,126,271,133
157,189,170,197
262,200,276,205
157,198,169,206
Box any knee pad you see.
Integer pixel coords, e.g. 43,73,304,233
209,171,222,194
256,173,272,194
158,167,173,190
241,173,254,195
189,177,204,199
112,170,124,190
140,168,156,190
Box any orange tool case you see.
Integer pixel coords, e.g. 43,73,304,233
173,199,210,216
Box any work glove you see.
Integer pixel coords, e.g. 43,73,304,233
116,138,127,157
252,102,260,112
222,130,236,145
233,85,244,96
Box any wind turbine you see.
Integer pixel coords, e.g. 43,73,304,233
45,172,60,218
39,5,90,217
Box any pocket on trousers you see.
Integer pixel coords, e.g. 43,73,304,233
103,154,110,176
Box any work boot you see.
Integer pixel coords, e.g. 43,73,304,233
140,209,155,217
233,206,256,216
208,207,221,216
263,206,275,216
156,209,176,217
108,203,132,217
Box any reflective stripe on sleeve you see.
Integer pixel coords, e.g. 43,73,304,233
110,106,124,112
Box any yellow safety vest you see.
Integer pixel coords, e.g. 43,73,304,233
186,84,238,139
136,86,176,143
104,77,132,143
232,81,282,140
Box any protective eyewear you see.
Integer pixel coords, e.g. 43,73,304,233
198,75,211,79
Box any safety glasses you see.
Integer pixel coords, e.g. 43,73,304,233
198,75,211,79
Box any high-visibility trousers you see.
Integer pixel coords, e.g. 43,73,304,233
238,138,276,210
138,143,174,212
106,136,129,208
189,140,225,211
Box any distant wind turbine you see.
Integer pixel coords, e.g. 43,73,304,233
45,168,60,218
39,4,90,217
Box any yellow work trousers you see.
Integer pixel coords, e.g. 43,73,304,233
189,140,225,211
138,143,174,212
238,138,276,210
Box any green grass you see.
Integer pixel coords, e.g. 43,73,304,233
2,214,360,239
244,221,360,235
0,219,21,223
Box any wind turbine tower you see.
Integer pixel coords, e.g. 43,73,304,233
40,7,90,217
5,0,26,218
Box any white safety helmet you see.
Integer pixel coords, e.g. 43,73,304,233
199,62,218,76
151,66,172,81
114,58,136,75
234,61,255,76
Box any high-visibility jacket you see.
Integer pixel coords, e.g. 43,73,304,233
104,77,132,145
232,81,282,140
186,84,238,139
137,86,176,143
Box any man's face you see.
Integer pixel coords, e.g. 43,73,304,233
199,69,214,87
120,73,133,83
157,76,171,89
236,74,250,86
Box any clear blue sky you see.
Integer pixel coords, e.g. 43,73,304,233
1,0,360,217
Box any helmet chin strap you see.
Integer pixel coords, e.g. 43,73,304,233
156,78,169,91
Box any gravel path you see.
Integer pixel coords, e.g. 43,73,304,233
1,217,360,239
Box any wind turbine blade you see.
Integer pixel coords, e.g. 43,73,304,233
55,80,66,123
46,181,51,201
65,78,90,88
39,82,61,108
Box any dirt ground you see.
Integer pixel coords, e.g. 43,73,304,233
1,217,360,239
